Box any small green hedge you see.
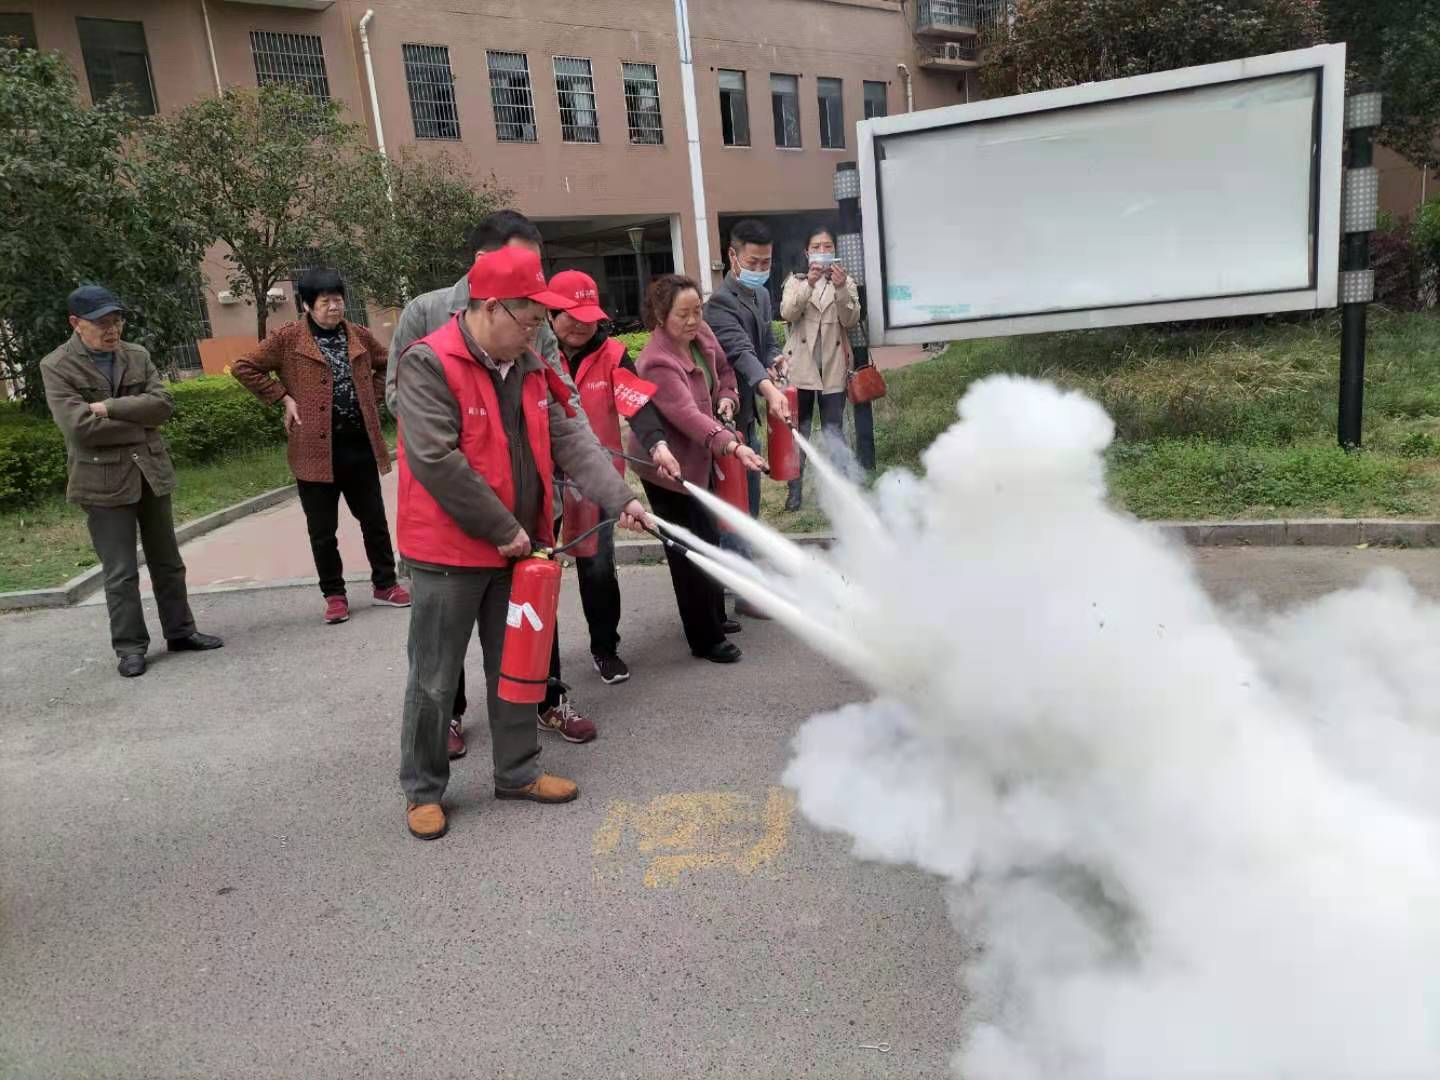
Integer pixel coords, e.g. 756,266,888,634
0,374,286,509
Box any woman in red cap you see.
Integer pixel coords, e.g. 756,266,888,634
547,269,682,685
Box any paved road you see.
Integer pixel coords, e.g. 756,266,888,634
4,547,1439,1079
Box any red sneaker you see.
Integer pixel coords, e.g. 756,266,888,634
324,596,350,624
447,717,467,760
537,694,598,744
373,584,412,608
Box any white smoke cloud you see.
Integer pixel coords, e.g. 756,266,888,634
672,375,1440,1079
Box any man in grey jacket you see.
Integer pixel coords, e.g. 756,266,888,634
396,246,649,841
388,210,595,757
703,219,793,617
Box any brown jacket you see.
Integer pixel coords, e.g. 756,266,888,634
231,319,390,484
40,334,177,508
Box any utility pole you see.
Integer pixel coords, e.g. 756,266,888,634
1338,92,1382,449
835,162,876,471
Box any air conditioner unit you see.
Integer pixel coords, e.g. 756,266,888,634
216,290,239,305
265,286,286,307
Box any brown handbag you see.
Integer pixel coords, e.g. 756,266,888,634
840,328,887,404
847,362,887,405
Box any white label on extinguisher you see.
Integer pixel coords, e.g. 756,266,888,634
506,601,544,632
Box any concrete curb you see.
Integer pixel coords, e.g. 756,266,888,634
5,514,1437,613
0,484,298,613
1150,518,1440,548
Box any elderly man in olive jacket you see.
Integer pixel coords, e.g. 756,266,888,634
40,285,223,678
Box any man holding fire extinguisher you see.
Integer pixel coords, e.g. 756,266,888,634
547,269,682,685
395,246,649,841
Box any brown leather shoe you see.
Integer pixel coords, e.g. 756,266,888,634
495,773,579,804
406,802,447,840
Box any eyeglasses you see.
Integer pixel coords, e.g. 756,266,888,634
499,301,543,332
87,315,125,331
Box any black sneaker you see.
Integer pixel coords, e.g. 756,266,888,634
592,654,630,685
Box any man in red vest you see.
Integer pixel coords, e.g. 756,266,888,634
547,269,681,685
395,246,649,841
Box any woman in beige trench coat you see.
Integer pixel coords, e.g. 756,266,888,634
779,226,861,510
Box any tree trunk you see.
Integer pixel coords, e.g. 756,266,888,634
255,302,269,341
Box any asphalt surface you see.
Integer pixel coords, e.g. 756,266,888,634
4,548,1440,1080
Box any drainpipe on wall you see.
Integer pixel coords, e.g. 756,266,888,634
896,62,914,113
358,9,391,201
673,0,715,295
199,0,223,97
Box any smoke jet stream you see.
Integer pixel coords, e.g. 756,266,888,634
680,374,1440,1079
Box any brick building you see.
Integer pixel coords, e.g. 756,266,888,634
1,0,989,352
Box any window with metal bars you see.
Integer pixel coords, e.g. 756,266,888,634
771,73,801,149
77,18,156,116
167,282,213,374
817,77,844,149
487,50,537,143
289,263,368,327
621,61,662,145
553,56,599,143
403,43,459,140
251,30,329,101
0,13,37,49
718,69,749,147
863,80,887,120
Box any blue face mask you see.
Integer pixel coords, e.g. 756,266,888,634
737,267,770,289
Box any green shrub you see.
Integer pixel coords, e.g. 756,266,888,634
0,374,287,508
0,408,68,507
164,376,286,462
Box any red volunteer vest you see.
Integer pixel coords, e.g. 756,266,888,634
397,316,558,568
573,337,656,478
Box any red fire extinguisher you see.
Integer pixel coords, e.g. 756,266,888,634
766,384,801,482
712,424,751,533
560,482,601,559
498,554,563,704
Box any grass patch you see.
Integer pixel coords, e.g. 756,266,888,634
873,311,1440,520
0,443,294,593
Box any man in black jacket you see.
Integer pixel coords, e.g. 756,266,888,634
704,218,793,514
703,219,793,617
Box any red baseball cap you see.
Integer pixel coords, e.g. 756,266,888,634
467,247,573,309
547,269,610,322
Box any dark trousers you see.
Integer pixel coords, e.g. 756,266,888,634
453,520,573,720
576,521,621,658
399,566,542,803
794,390,847,489
85,479,196,658
744,418,762,516
642,479,728,655
295,429,397,598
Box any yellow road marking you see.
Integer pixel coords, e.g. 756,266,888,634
592,787,797,888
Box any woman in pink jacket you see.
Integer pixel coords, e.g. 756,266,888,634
628,275,767,663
